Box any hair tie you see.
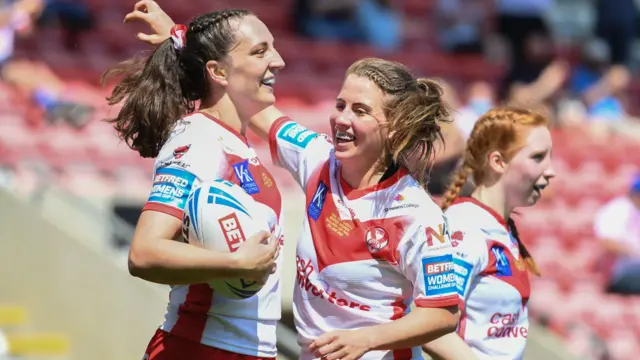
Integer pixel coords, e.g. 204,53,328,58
170,24,187,50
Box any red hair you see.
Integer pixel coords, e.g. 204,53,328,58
442,107,548,276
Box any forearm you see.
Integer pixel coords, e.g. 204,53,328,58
366,306,458,351
129,238,243,285
422,332,478,360
248,105,287,141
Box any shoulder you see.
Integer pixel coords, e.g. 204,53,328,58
445,203,493,258
154,114,226,172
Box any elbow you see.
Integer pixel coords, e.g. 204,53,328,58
442,310,460,334
128,245,153,278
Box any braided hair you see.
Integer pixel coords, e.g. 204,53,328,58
441,107,548,276
345,58,452,189
103,9,253,158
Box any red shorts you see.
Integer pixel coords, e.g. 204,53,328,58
144,329,275,360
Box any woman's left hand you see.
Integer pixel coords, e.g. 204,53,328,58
309,329,374,360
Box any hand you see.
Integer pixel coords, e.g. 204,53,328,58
123,0,175,45
232,230,280,283
310,329,374,360
606,65,630,91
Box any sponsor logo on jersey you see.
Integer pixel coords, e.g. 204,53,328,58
383,193,419,212
277,122,318,149
232,160,260,195
296,256,371,311
422,254,457,297
218,213,246,253
365,226,389,253
453,257,473,296
451,231,464,247
147,167,196,210
488,312,528,338
426,223,449,248
308,181,328,221
491,246,512,276
173,144,191,159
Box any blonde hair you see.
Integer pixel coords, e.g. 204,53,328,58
442,107,549,276
346,58,452,188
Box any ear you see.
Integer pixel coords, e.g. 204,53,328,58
205,60,228,87
487,150,508,175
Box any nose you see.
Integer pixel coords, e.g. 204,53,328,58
544,164,556,180
334,110,354,129
270,49,286,72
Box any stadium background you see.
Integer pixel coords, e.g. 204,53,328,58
0,0,639,359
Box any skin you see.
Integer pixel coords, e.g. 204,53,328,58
128,13,285,286
122,3,459,359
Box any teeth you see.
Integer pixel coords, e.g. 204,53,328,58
336,131,355,141
262,78,275,86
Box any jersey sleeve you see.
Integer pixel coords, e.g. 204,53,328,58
268,117,334,190
142,129,225,220
451,229,488,300
398,213,459,309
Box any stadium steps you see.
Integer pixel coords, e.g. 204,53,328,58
0,305,70,358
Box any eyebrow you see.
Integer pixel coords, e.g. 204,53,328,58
335,98,374,112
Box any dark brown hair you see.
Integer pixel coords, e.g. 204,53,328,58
441,107,549,276
102,9,252,158
345,58,452,188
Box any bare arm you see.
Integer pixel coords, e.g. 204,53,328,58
581,65,630,107
422,332,478,360
310,306,459,360
248,105,287,142
509,60,568,107
129,211,276,285
365,306,459,351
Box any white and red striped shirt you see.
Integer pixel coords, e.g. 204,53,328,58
269,118,458,360
142,112,284,358
448,197,530,360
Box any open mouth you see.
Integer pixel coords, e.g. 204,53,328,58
261,76,276,89
335,131,355,144
533,184,546,195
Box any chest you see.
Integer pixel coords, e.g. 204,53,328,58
301,163,411,273
217,145,282,221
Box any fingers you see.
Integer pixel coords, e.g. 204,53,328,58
325,349,348,360
312,341,343,358
132,0,158,12
123,10,148,24
309,333,337,352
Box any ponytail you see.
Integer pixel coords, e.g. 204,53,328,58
102,40,192,158
507,218,541,276
441,161,471,211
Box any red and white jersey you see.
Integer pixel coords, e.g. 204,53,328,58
142,112,283,358
447,197,530,360
268,118,458,360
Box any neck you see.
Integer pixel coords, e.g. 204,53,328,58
472,184,512,221
341,161,385,190
200,94,247,135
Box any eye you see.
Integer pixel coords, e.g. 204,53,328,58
531,152,546,162
335,102,345,111
354,108,367,116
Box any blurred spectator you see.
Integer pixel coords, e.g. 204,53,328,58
570,39,629,123
593,174,640,295
292,0,401,52
434,0,492,54
501,32,567,115
0,0,93,127
36,0,95,50
594,0,637,66
496,0,553,65
454,81,495,139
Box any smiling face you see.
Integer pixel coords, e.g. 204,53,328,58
212,15,285,116
330,74,389,172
